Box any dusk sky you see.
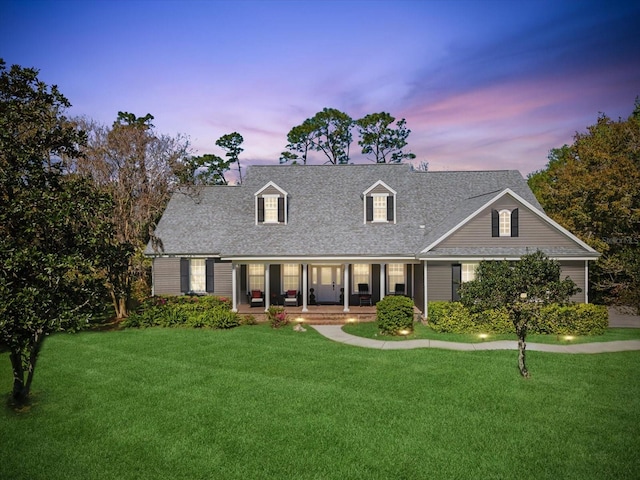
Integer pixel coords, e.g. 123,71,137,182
2,0,639,177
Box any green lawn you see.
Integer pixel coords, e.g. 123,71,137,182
2,325,639,480
343,321,640,344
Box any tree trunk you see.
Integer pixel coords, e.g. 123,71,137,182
9,349,27,403
517,335,529,378
512,308,530,378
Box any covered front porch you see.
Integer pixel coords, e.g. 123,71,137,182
228,260,422,315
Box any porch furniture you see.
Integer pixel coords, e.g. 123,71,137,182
283,290,299,307
250,290,264,307
358,283,372,306
393,283,406,296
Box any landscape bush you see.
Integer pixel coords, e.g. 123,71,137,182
427,301,608,335
122,295,240,329
376,295,415,335
267,306,288,328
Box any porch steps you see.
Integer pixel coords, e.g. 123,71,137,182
239,311,377,325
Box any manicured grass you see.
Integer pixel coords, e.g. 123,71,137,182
343,321,640,344
2,325,639,479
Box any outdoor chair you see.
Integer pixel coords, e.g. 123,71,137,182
250,290,264,307
358,283,372,306
283,289,299,307
393,283,405,296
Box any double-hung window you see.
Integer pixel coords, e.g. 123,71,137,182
263,196,279,223
387,263,405,292
352,264,370,293
282,264,299,291
248,264,265,291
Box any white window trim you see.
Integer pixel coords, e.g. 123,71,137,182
372,193,389,223
352,264,371,293
262,194,280,224
387,263,405,294
461,263,479,283
499,209,511,237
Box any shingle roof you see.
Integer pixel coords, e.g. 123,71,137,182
147,164,547,258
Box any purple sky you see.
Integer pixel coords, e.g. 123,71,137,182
2,0,639,177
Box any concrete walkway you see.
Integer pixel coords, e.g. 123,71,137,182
309,325,640,354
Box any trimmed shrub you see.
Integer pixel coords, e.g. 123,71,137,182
427,302,475,333
376,295,415,335
267,306,288,329
473,307,512,334
122,295,240,330
427,301,608,335
240,314,258,326
533,304,608,335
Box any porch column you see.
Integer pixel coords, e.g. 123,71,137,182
302,263,309,312
379,263,386,301
231,263,238,312
585,260,589,304
423,261,428,320
343,263,350,312
264,263,270,312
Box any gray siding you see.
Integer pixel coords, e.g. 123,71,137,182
260,186,283,196
427,262,452,301
213,262,233,296
440,197,578,249
153,257,182,296
560,261,586,303
369,184,393,194
153,257,233,297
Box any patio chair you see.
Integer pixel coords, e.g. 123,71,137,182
283,289,299,307
250,290,264,307
394,283,405,296
358,283,372,306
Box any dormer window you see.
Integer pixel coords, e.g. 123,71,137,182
364,181,396,224
256,182,287,225
492,208,519,237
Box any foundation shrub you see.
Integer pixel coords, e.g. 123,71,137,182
122,295,239,329
427,302,474,333
533,304,608,335
427,302,608,335
376,295,415,335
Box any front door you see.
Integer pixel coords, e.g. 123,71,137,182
311,265,343,304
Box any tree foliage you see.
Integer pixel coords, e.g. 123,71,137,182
459,251,579,377
68,113,189,317
0,60,117,404
355,112,416,163
528,100,640,311
215,132,244,183
281,108,353,165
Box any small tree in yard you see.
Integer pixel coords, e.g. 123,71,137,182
459,251,579,377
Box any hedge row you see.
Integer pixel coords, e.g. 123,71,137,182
427,302,608,335
122,295,242,329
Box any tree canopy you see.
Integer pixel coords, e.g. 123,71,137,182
528,100,640,311
355,112,415,163
0,60,118,403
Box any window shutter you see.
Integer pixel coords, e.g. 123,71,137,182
278,197,285,223
451,264,462,301
205,259,215,293
491,210,499,237
180,258,190,293
257,197,265,222
366,196,373,221
511,208,519,237
387,196,394,222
